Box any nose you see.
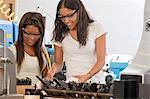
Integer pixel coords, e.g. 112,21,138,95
29,35,35,40
63,17,70,24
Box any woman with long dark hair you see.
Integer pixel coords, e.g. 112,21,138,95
47,0,106,83
9,12,51,85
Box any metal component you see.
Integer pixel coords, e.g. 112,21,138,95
144,69,150,84
28,77,114,98
0,29,16,95
141,69,150,98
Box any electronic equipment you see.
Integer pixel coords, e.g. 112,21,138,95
118,0,150,98
16,77,32,85
0,20,14,47
25,75,113,99
0,29,16,95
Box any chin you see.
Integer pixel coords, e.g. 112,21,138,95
69,26,76,30
28,44,34,46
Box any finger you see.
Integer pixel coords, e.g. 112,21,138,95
45,74,52,80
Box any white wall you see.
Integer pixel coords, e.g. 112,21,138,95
15,0,145,57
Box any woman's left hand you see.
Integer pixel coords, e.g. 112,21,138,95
74,74,90,83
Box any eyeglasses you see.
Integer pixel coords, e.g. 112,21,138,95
22,29,41,37
58,10,78,21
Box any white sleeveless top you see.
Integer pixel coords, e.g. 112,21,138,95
54,22,106,83
8,45,48,85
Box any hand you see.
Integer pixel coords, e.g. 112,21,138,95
44,69,55,81
36,80,43,89
74,74,90,83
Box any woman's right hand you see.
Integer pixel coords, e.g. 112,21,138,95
45,62,62,80
45,69,55,80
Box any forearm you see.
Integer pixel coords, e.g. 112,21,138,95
50,62,63,76
75,61,105,83
87,61,105,79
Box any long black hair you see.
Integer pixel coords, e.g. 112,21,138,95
53,0,94,46
15,12,45,73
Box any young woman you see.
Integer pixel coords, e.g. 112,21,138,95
9,12,51,85
47,0,106,83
